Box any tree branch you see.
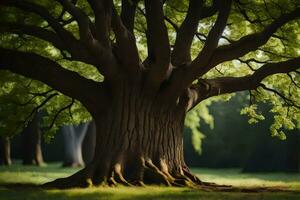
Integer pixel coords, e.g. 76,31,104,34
57,0,96,45
171,0,219,66
0,48,108,111
163,0,232,101
86,0,112,47
144,0,171,91
1,0,77,47
260,83,300,109
187,57,300,110
47,98,75,130
111,6,140,78
189,0,232,77
0,22,66,51
121,0,139,33
0,1,102,67
209,6,300,69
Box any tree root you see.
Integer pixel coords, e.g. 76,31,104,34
42,159,230,190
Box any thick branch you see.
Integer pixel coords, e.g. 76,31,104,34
58,0,95,45
121,0,139,33
0,48,108,111
111,6,140,78
144,0,171,89
189,0,232,76
209,6,300,69
1,0,76,47
86,0,112,47
171,0,219,66
0,22,66,51
0,0,101,67
188,57,300,110
163,0,231,101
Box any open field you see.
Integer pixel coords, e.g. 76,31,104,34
0,163,300,200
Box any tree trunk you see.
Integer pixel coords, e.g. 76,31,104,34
45,84,201,188
82,121,96,165
22,112,45,166
0,136,12,166
62,123,89,167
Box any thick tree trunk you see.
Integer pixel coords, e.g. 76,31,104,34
0,136,12,166
62,123,89,167
22,112,45,166
45,84,201,188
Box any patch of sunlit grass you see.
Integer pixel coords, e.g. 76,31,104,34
1,163,300,200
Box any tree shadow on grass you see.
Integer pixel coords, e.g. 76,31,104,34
0,183,300,200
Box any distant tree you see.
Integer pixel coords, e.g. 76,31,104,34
0,0,299,188
21,112,45,166
0,136,12,165
61,122,89,167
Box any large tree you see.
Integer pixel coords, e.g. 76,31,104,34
0,0,300,188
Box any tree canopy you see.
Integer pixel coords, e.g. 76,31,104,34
0,0,299,147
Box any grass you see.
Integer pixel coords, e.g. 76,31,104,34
0,163,300,200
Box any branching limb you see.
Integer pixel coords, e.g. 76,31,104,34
209,6,300,68
5,89,56,107
260,84,300,109
0,1,101,66
187,57,300,110
144,0,170,91
57,0,96,45
121,0,139,33
0,48,107,111
47,98,75,130
287,73,300,88
0,22,67,52
57,0,119,79
86,0,112,47
163,0,232,101
171,0,219,66
0,0,77,48
111,6,140,78
189,0,232,77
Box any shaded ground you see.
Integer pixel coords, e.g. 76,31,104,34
0,163,300,200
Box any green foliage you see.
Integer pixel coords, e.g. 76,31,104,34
1,164,300,200
240,105,265,124
0,0,299,147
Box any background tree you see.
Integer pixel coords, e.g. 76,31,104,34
61,122,90,167
21,112,45,166
0,136,12,166
0,0,299,188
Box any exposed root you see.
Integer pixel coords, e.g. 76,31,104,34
144,159,172,186
43,158,229,189
112,164,132,186
43,173,92,189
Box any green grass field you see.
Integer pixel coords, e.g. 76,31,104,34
0,163,300,200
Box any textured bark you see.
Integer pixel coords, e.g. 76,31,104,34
1,0,299,189
45,83,201,188
22,112,44,166
62,123,89,167
0,136,12,166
